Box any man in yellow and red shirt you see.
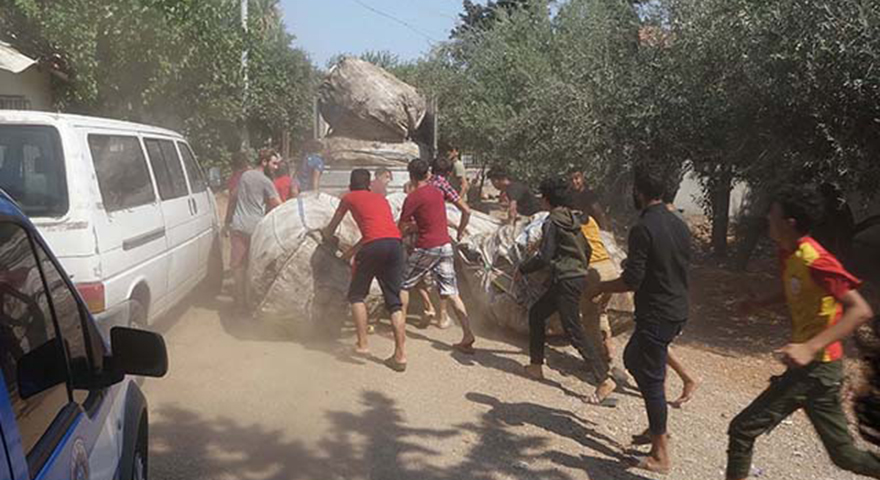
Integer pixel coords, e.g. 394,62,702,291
727,188,879,480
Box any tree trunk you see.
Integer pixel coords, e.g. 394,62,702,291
711,171,733,257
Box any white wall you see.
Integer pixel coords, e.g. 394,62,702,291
0,66,53,110
673,171,749,219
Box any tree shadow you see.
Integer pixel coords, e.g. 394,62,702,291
150,390,630,480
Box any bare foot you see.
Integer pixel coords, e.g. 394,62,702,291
353,346,370,356
631,455,670,474
523,364,544,381
594,378,617,402
669,378,699,408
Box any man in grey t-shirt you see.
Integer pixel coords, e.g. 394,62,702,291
225,150,281,309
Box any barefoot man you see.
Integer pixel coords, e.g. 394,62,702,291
726,187,880,480
592,165,691,474
322,169,407,372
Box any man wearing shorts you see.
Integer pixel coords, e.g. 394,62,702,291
225,150,281,310
322,169,407,372
399,159,476,355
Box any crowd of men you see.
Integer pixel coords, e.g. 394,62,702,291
223,144,879,478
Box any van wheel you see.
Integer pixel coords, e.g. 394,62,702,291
131,417,148,480
130,298,147,331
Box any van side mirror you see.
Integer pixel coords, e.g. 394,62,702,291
108,327,168,378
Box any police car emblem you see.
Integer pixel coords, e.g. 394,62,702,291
71,438,89,480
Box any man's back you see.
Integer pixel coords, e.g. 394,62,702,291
231,169,277,235
400,185,450,249
506,181,540,216
623,204,691,324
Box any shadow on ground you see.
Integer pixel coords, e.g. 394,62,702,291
150,390,654,480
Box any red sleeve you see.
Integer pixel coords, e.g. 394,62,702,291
399,194,415,223
808,254,862,301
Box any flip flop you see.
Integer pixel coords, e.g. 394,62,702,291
585,393,619,408
384,356,407,373
452,341,476,355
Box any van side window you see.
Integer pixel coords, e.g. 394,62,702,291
33,240,105,402
88,135,156,212
144,138,189,200
0,126,69,217
178,142,207,193
0,222,75,474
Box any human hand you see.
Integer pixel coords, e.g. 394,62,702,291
775,343,816,368
457,228,466,242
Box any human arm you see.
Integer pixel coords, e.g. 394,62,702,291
519,220,557,274
593,224,650,296
508,200,519,225
224,187,238,233
454,160,469,200
778,290,874,367
310,169,321,192
341,239,363,262
589,201,609,230
397,196,415,234
453,198,470,242
321,200,349,241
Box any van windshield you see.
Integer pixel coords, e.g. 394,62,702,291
0,126,68,217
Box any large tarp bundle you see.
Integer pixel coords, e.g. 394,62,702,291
319,58,427,143
456,213,635,336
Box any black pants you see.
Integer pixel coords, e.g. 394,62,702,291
348,238,404,312
624,320,683,436
528,277,603,378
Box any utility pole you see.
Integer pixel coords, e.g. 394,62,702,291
240,0,250,150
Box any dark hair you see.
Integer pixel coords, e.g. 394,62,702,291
232,151,249,169
487,167,510,181
568,167,584,176
633,164,666,201
432,157,452,176
258,148,278,165
661,178,678,204
349,169,371,191
539,177,572,208
376,167,392,178
276,161,290,177
408,158,430,181
774,187,824,234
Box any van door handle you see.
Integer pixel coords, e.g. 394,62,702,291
192,198,198,215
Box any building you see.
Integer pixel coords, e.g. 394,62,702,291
0,41,58,111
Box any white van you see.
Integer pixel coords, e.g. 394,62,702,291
0,111,222,331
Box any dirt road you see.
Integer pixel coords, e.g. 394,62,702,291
141,264,876,480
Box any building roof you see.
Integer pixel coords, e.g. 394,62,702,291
0,41,37,74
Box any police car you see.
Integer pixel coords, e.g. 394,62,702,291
0,189,167,480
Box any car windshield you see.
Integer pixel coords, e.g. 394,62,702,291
0,126,68,217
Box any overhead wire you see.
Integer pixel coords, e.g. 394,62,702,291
349,0,440,44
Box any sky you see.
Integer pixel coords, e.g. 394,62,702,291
279,0,480,67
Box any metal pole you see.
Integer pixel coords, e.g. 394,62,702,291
241,0,250,150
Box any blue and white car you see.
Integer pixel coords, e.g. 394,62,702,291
0,190,167,480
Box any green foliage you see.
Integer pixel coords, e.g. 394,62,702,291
0,0,317,168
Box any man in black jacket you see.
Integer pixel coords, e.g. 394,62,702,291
593,165,691,474
519,177,607,386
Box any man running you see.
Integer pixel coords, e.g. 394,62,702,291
399,159,476,355
726,187,879,480
322,169,407,372
520,178,603,388
592,165,691,474
225,150,282,310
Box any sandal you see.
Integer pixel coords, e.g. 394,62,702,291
585,393,619,408
383,356,407,373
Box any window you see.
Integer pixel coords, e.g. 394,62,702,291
178,142,207,193
0,95,31,110
88,135,155,212
0,126,68,217
0,223,73,473
144,138,188,200
33,241,103,384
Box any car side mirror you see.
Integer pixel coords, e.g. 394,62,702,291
108,327,168,378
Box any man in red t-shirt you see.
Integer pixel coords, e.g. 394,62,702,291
727,187,879,480
398,159,476,354
322,169,408,372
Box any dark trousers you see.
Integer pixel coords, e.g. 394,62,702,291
624,320,683,436
528,277,603,379
727,360,880,479
348,238,404,312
